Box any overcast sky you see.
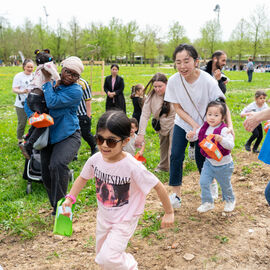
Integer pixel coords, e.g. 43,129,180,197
2,0,269,41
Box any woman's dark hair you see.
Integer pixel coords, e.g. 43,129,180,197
173,43,199,61
110,64,119,70
22,59,34,69
206,97,227,119
255,90,267,98
144,73,170,116
96,110,131,139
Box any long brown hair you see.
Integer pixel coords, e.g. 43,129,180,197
144,73,170,116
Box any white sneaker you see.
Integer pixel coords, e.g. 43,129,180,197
197,202,214,213
224,200,236,212
188,145,195,160
169,193,181,209
210,182,219,200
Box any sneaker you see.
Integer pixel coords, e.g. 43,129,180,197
245,144,251,152
154,167,168,173
188,145,195,160
210,182,219,200
253,149,260,153
224,200,236,212
197,202,214,213
19,143,31,160
169,193,181,209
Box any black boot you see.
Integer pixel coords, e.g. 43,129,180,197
245,143,251,152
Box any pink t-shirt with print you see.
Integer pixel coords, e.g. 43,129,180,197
80,152,159,223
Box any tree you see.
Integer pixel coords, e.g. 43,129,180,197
68,17,81,56
248,5,268,60
229,18,249,66
199,19,222,57
166,21,190,60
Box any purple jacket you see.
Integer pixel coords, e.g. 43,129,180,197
198,122,230,159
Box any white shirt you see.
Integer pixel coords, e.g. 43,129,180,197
123,134,137,156
12,72,33,108
240,101,268,121
164,71,225,132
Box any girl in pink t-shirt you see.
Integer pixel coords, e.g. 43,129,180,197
62,110,174,270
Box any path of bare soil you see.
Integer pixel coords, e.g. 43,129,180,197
1,151,270,270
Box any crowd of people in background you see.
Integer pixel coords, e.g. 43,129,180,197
11,43,270,270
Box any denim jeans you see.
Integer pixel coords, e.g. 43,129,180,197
169,125,205,186
200,159,235,203
41,130,81,212
247,70,253,82
265,181,270,205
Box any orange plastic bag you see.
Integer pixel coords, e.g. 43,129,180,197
199,134,223,162
134,153,146,164
264,121,270,133
28,112,54,128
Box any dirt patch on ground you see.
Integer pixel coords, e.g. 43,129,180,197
1,151,270,270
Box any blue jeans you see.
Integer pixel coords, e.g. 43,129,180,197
247,70,253,82
200,159,235,203
169,125,205,186
265,181,270,205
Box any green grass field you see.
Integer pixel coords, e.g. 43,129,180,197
0,65,269,239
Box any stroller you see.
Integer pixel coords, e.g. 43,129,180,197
22,149,74,194
23,149,42,194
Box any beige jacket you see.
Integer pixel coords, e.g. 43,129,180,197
138,92,175,137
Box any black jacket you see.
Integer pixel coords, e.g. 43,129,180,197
201,61,227,94
104,75,126,113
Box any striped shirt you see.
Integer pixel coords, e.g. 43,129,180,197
77,78,92,116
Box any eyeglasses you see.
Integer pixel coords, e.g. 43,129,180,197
63,68,80,79
95,134,123,148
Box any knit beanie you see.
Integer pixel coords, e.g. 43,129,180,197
61,56,84,75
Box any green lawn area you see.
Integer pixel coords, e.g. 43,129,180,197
0,65,269,238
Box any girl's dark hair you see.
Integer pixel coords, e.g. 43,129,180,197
206,97,227,119
144,72,170,116
110,64,119,70
96,110,131,139
130,84,144,99
22,59,34,69
255,90,267,98
130,117,138,128
173,43,199,61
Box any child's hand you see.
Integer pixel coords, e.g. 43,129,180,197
137,150,143,156
214,134,223,143
161,213,174,228
186,131,195,140
61,199,72,218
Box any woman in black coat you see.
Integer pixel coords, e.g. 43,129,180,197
104,64,126,113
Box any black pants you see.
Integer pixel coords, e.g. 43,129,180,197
78,115,96,153
41,130,81,212
246,123,263,150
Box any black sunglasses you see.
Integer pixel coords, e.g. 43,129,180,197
63,68,80,79
95,134,123,148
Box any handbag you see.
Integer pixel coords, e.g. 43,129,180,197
151,101,169,132
53,198,75,237
33,127,49,150
152,118,161,131
28,112,54,128
199,134,223,162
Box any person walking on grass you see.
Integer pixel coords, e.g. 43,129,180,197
135,73,175,173
247,57,254,82
61,110,174,270
241,90,268,153
164,44,234,209
12,59,34,144
187,99,235,213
